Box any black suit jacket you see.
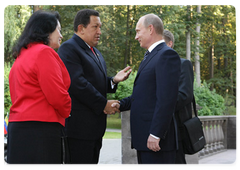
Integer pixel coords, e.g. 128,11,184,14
58,34,117,140
120,42,181,151
175,58,194,141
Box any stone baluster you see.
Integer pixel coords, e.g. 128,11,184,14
212,120,218,152
209,120,215,154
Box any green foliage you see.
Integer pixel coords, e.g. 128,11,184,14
4,63,12,117
194,80,226,116
4,5,31,61
108,71,137,100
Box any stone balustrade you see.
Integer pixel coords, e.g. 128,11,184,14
121,110,236,164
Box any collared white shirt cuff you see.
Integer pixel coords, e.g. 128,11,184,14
111,80,116,89
150,134,160,139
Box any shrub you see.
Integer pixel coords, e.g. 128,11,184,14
4,62,12,117
194,80,225,116
108,71,137,100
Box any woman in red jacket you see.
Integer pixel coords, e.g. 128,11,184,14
7,10,71,164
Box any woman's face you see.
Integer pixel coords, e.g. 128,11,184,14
48,20,63,49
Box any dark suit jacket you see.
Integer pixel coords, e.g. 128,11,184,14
58,34,117,140
120,42,181,151
175,58,194,141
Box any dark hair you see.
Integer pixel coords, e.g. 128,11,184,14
74,9,99,32
12,10,61,59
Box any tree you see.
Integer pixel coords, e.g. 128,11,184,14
186,5,191,60
4,5,31,62
195,5,201,86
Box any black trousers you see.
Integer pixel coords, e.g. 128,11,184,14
137,150,176,164
7,121,63,164
67,137,102,164
175,140,187,164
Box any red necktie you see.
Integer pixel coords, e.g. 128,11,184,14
90,47,96,56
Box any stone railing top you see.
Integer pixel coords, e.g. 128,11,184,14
199,115,235,121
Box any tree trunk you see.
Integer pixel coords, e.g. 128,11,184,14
195,5,201,86
209,46,214,90
186,5,191,60
33,5,40,12
124,5,130,67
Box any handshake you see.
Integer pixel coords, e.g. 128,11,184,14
103,100,120,115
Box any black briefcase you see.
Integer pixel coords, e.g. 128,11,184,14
183,96,206,154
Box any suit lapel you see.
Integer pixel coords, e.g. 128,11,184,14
135,43,165,84
87,48,107,76
73,34,106,77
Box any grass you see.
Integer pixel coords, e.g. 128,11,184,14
106,113,121,129
103,132,121,139
103,114,122,139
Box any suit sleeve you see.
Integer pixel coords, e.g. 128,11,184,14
149,49,181,139
58,43,107,115
175,60,194,111
119,95,132,112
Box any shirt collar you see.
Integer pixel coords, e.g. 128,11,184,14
148,39,165,53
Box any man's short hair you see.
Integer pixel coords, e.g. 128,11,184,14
163,30,175,48
74,9,99,32
143,14,164,35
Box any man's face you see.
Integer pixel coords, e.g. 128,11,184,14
82,15,102,47
135,17,150,49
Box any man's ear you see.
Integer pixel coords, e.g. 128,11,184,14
149,24,154,35
78,24,85,35
169,41,173,48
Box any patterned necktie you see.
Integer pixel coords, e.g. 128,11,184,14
143,50,150,61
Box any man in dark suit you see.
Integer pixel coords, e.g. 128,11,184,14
114,14,181,164
58,9,131,164
163,30,194,164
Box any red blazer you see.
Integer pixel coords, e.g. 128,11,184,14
9,43,71,126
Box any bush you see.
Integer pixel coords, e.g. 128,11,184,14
108,70,137,100
4,62,12,117
194,80,226,116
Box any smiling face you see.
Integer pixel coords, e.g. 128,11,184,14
135,17,151,49
48,20,62,49
81,15,102,47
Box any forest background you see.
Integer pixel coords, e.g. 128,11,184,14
4,5,236,117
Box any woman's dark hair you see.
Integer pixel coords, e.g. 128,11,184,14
74,9,99,32
12,10,61,59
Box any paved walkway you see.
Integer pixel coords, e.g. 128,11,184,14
99,139,237,164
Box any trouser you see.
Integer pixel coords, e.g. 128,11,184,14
137,150,176,164
67,137,102,164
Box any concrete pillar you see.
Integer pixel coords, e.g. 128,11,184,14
227,116,236,149
121,110,137,164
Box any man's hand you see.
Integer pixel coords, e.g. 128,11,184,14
104,100,120,114
113,66,132,84
147,135,161,152
111,102,120,109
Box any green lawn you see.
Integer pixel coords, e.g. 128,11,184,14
106,113,121,129
103,132,121,139
104,114,122,139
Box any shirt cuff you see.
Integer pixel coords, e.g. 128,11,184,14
111,80,116,89
150,134,160,139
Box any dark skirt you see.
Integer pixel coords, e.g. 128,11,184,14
7,121,63,164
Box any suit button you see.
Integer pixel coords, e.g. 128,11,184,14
131,98,134,102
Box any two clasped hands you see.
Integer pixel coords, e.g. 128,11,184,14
103,66,131,115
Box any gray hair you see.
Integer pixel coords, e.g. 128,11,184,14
163,30,175,48
142,14,164,35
